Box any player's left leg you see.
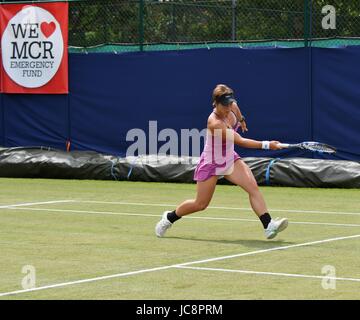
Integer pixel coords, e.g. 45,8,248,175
224,159,288,239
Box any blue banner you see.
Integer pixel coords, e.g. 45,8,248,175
0,47,359,161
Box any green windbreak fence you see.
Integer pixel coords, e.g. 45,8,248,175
2,0,360,52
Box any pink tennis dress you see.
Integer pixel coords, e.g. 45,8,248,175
194,113,241,182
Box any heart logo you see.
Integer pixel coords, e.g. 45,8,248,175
40,21,56,38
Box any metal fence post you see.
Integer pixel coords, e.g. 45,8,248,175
304,0,310,47
171,1,176,42
103,3,109,44
232,0,237,41
139,0,145,51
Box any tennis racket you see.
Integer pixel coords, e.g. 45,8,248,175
278,141,336,154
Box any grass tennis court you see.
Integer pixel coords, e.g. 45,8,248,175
0,178,359,300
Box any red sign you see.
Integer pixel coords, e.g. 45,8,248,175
0,2,68,94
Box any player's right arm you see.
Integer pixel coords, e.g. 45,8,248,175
208,117,281,150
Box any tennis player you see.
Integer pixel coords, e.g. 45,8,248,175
155,84,288,239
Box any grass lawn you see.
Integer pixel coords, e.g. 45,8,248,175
0,178,359,299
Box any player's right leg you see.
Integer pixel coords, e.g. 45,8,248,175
225,159,288,239
155,176,218,237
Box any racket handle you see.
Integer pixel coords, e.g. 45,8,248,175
278,143,290,148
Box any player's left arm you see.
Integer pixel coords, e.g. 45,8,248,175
233,131,282,150
231,101,248,133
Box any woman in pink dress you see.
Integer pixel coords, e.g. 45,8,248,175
156,84,288,239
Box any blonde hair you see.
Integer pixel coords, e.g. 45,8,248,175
212,84,234,106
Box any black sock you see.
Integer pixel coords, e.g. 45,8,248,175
167,210,181,223
259,212,272,229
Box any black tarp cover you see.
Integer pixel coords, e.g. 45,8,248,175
0,148,359,188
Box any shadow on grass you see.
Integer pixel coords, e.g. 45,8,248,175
165,236,295,249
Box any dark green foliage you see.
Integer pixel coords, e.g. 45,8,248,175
3,1,360,47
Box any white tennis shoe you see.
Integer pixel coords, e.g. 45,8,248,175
155,211,173,237
265,217,288,239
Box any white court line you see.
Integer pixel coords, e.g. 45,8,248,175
5,207,360,228
0,233,359,297
76,200,360,216
174,234,360,267
0,265,172,298
0,200,75,209
176,266,360,283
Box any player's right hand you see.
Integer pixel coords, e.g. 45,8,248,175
270,141,282,150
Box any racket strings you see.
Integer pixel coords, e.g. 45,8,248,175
302,143,336,153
